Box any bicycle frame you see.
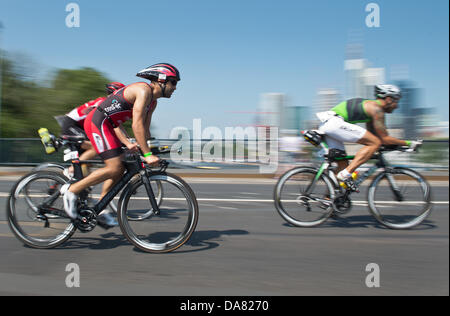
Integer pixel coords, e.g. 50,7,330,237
42,139,161,218
305,141,392,195
91,158,160,216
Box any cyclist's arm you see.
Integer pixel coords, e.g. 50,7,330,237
114,125,136,150
131,86,153,155
368,105,408,146
366,121,376,135
144,106,156,139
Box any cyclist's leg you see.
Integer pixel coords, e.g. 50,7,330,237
346,131,381,174
69,110,125,196
319,116,378,175
323,135,348,173
100,169,124,199
78,142,97,176
68,156,124,195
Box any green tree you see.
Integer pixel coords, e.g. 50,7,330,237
0,53,112,137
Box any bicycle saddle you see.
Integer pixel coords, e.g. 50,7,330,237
60,135,87,142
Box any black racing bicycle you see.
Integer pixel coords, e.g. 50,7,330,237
31,136,165,220
7,134,199,253
274,130,432,229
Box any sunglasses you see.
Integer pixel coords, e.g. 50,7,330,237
168,79,178,86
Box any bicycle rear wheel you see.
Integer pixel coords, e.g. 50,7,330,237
118,172,198,253
7,171,76,248
274,167,335,227
368,167,432,229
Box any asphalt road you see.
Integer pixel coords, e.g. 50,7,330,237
0,176,448,296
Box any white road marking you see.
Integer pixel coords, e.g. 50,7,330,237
0,193,447,204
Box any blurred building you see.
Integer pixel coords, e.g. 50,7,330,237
344,58,367,99
257,93,284,128
280,106,310,133
362,67,385,98
343,44,434,139
345,59,385,99
344,42,385,99
315,88,341,113
392,80,432,139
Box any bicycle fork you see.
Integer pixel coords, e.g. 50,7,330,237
384,171,404,202
141,169,160,215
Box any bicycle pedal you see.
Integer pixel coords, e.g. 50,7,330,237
36,214,50,227
341,180,359,192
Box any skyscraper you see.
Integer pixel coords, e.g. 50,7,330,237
315,88,341,113
281,106,310,132
362,67,385,98
344,58,367,99
393,80,430,139
258,93,284,127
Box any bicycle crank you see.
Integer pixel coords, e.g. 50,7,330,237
75,208,97,233
333,194,352,214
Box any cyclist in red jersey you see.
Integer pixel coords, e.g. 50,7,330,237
55,82,128,176
62,63,180,227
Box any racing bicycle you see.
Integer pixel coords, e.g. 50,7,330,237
274,130,432,229
31,135,166,220
7,134,199,253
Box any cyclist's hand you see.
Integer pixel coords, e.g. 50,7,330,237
406,140,422,152
144,154,160,166
126,142,139,152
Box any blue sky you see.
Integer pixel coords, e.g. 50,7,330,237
1,0,449,137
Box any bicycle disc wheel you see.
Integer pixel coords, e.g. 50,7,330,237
368,167,432,229
7,171,76,248
118,172,198,253
274,167,335,227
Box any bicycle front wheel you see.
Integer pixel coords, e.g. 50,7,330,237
274,167,335,227
110,178,163,221
368,167,432,229
118,172,199,253
7,171,76,248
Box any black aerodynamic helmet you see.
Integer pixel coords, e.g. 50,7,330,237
136,63,180,83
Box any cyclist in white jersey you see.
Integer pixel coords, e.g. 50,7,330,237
315,84,421,182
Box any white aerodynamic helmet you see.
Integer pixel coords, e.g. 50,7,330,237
375,84,402,99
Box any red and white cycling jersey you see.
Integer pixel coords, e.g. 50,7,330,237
66,97,106,127
84,83,157,160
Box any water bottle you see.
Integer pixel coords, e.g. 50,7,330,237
38,128,56,154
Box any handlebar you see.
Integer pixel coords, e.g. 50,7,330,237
124,150,169,172
379,140,422,153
